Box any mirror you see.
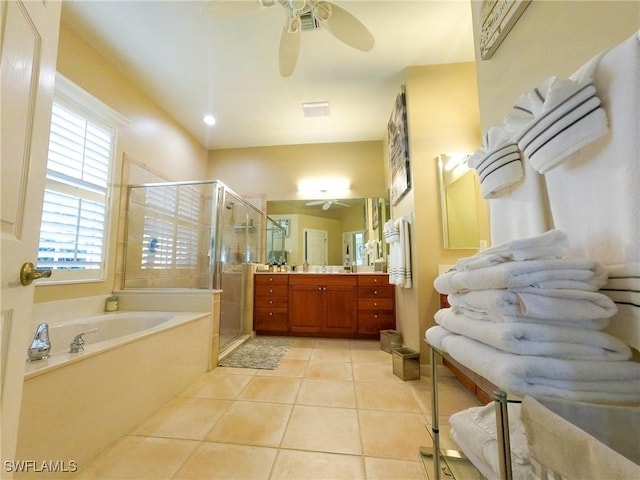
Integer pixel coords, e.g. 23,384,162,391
267,197,389,266
437,154,481,249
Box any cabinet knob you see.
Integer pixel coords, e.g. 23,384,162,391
373,290,378,295
269,312,273,316
374,302,378,306
374,278,378,283
374,314,378,318
269,289,273,293
269,300,273,304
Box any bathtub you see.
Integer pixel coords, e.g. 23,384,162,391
16,310,212,479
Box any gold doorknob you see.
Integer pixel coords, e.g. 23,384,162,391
20,262,52,286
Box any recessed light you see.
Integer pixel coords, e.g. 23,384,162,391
302,101,330,118
203,115,216,126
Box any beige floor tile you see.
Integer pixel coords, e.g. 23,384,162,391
352,362,405,383
210,365,258,376
436,384,481,416
284,346,313,360
132,397,231,440
205,401,292,447
311,347,352,362
289,337,317,348
173,442,277,480
314,338,351,349
355,381,422,413
351,349,392,364
282,405,362,455
364,457,426,480
359,410,430,461
255,359,309,378
271,449,365,479
305,361,353,380
349,339,380,351
297,378,357,408
183,372,253,400
238,376,301,403
75,436,196,480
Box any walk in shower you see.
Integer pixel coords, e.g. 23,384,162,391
123,180,263,350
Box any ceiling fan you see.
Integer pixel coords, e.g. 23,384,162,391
204,0,375,77
305,199,350,210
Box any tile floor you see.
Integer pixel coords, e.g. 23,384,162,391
75,337,482,480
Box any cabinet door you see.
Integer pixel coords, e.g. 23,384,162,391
324,285,357,335
289,285,324,334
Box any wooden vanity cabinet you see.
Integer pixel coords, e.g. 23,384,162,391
254,274,289,334
357,275,396,336
289,275,357,336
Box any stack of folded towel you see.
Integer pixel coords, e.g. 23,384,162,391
426,229,640,404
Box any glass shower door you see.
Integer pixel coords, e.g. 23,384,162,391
216,188,250,350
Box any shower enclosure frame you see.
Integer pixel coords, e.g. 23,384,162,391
123,179,264,351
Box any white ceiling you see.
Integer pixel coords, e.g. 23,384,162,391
61,1,476,150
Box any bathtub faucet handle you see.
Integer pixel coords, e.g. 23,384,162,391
27,323,51,362
69,328,99,353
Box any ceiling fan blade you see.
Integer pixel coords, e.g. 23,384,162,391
305,200,325,206
279,15,301,77
322,202,332,211
334,201,350,208
315,1,374,52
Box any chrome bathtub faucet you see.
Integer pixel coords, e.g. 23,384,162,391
69,328,99,353
27,323,51,361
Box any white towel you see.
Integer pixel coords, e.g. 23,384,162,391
452,305,611,331
516,81,609,173
455,229,569,271
544,32,639,267
434,259,608,295
601,262,640,350
383,219,399,243
450,402,530,480
447,286,618,322
469,127,524,199
424,325,453,351
435,308,631,361
438,334,640,404
387,217,412,288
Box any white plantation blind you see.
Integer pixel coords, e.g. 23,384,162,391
37,74,126,283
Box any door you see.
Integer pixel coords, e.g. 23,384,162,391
1,0,61,466
303,228,327,265
324,285,357,335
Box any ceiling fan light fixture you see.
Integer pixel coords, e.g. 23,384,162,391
302,101,330,118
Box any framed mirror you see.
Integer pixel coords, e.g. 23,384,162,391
267,197,389,266
437,153,481,249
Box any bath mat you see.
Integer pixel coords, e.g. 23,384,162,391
218,337,291,370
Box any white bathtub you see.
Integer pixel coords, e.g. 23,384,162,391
16,310,213,479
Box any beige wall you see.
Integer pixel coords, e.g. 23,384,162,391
472,0,640,131
393,63,485,358
207,141,387,201
34,23,208,303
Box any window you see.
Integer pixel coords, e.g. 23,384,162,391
36,74,126,283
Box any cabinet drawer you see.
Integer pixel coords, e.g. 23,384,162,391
358,285,394,298
255,274,288,285
254,296,288,309
255,285,288,297
254,309,288,332
289,274,357,286
357,275,390,286
358,311,395,334
358,298,394,310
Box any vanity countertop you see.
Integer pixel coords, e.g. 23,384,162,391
255,270,387,275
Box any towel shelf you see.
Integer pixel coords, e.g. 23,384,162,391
421,341,518,480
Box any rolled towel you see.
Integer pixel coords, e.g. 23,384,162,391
450,402,529,480
434,259,608,294
455,229,569,271
435,308,631,361
447,286,618,322
452,306,610,331
468,127,523,198
439,334,640,404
